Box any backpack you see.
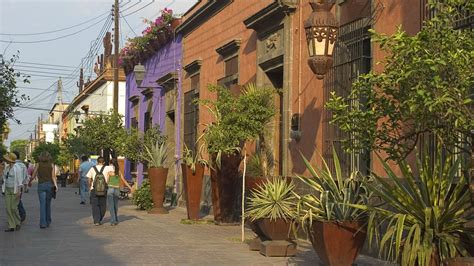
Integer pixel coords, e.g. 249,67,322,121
93,166,107,196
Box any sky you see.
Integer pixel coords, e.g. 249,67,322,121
0,0,197,148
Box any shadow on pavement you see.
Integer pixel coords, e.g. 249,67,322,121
0,185,123,265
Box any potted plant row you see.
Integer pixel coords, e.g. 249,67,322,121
246,177,297,242
295,147,371,266
198,83,277,224
181,144,207,220
141,140,170,214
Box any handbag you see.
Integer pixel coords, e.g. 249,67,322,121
51,186,57,199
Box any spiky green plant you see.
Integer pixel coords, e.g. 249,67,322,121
354,150,474,265
246,148,275,178
295,147,372,230
182,143,208,174
246,177,297,222
141,140,169,168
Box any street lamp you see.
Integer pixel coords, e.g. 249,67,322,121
133,63,146,87
74,111,81,123
305,0,338,79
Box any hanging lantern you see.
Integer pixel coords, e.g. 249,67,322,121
305,0,338,79
133,63,146,87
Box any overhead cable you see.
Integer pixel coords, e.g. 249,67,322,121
0,15,110,44
0,11,110,36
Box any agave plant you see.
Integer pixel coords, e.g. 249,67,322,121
246,148,275,178
356,150,474,265
182,143,208,174
295,147,372,229
246,177,297,222
141,140,169,168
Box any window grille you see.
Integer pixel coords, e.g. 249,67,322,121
323,17,372,176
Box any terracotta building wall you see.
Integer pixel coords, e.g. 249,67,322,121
180,0,423,178
181,0,274,143
371,0,421,176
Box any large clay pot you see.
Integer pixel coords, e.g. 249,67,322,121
257,218,294,241
447,257,474,266
148,167,169,214
210,152,242,224
245,176,268,192
310,220,366,266
182,163,204,220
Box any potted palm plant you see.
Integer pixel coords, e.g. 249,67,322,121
198,83,276,224
181,144,207,220
354,149,474,266
246,177,297,241
142,140,170,214
295,147,371,266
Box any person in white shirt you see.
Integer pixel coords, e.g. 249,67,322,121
12,151,27,223
2,153,24,232
86,156,110,226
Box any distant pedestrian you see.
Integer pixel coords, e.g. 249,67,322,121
2,153,23,232
32,151,58,229
12,151,27,223
106,158,133,226
87,156,108,226
25,160,34,193
78,155,94,205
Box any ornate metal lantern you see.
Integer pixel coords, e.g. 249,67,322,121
305,1,338,79
133,63,146,87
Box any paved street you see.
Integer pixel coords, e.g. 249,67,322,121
0,185,386,265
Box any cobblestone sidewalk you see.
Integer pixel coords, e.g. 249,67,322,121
0,186,389,265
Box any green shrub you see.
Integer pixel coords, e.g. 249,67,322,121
132,180,153,211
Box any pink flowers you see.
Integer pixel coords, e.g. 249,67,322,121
119,8,176,64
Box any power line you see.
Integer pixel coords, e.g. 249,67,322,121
0,15,110,44
16,61,80,69
120,11,138,37
0,11,110,36
122,0,155,17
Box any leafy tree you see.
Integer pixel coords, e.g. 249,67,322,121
118,125,167,163
32,142,60,164
63,133,89,159
0,53,29,135
198,84,276,166
0,143,7,158
10,139,28,160
325,1,473,162
56,144,74,167
76,111,126,159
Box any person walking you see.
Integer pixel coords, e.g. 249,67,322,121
12,151,27,223
2,153,23,232
31,151,58,229
78,155,94,205
106,158,133,226
87,156,108,226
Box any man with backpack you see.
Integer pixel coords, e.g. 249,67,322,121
86,156,109,226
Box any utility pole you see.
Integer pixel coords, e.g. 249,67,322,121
113,0,119,113
57,78,63,143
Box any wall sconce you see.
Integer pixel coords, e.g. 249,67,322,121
290,113,302,141
133,63,146,88
305,0,339,79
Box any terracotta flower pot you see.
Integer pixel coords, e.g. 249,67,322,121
245,176,268,192
182,163,204,220
170,18,182,30
257,218,294,241
210,152,242,224
148,167,169,214
310,220,366,266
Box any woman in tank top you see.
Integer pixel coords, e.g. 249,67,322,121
32,152,58,229
106,158,133,226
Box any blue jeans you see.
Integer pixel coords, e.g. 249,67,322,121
107,188,119,224
38,182,53,227
79,179,89,203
